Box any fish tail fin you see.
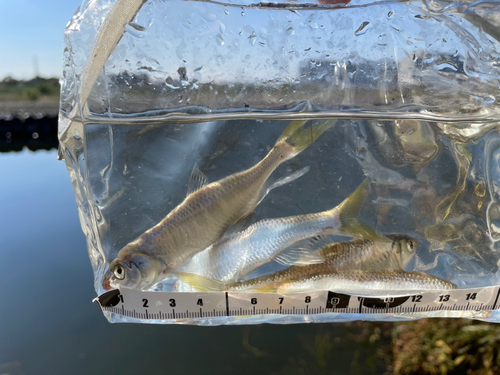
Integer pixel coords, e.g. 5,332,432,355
336,179,390,242
276,119,335,160
177,273,226,292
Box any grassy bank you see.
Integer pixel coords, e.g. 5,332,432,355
0,76,59,102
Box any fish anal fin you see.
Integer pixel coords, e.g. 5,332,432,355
186,164,210,197
252,283,278,293
177,272,225,292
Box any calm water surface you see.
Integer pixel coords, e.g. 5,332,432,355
0,149,385,375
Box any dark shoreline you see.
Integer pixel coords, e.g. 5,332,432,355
0,101,59,153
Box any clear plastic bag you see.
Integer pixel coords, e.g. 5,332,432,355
59,0,500,324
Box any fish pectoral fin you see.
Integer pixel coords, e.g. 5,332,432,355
304,235,337,256
177,272,225,292
338,179,390,242
186,163,210,197
225,212,255,236
258,166,310,206
273,243,326,266
174,259,200,275
386,252,405,271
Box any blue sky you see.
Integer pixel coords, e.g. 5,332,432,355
0,0,82,80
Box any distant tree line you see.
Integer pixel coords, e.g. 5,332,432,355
0,76,60,101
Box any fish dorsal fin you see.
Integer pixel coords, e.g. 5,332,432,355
273,238,327,267
258,166,310,206
186,164,209,197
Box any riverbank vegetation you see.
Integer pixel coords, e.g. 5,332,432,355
0,76,59,102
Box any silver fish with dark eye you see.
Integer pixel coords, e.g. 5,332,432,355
103,119,334,291
315,234,418,272
178,268,456,297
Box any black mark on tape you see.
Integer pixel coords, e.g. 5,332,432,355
326,292,351,309
94,289,121,308
360,296,410,309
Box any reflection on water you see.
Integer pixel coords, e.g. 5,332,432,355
0,117,58,153
0,149,386,374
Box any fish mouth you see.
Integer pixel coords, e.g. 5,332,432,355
102,277,112,291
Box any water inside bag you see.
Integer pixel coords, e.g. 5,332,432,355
58,0,500,323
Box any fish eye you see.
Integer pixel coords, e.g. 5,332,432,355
406,239,415,252
113,265,125,280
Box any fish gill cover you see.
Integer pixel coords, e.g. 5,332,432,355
58,0,500,324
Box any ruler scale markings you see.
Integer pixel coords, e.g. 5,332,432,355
97,287,500,321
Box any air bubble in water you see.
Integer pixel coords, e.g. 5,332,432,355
125,22,147,38
286,26,295,35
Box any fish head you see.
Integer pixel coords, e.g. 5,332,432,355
387,235,418,269
103,252,163,291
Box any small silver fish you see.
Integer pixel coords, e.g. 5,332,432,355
180,179,386,282
304,234,417,271
179,270,457,297
103,119,333,290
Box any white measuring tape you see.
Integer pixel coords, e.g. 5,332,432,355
94,286,500,321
